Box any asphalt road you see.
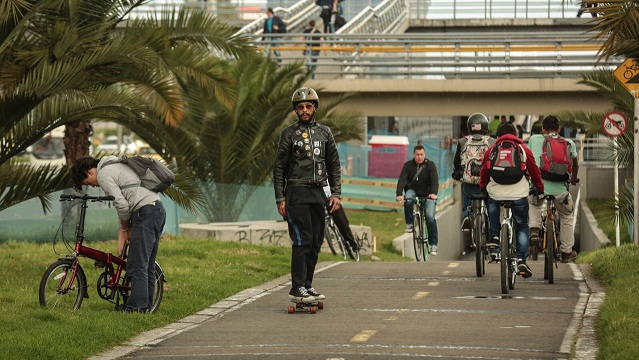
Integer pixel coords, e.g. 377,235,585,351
92,257,602,360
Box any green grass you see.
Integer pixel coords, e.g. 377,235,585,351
0,209,405,359
586,199,631,245
579,245,639,359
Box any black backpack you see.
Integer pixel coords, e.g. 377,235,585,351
487,139,527,185
101,156,175,193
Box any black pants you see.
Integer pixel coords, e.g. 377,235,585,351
329,206,359,250
285,186,327,290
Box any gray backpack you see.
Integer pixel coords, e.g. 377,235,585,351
101,156,175,193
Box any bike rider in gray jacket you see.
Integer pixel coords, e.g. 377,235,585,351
273,87,341,303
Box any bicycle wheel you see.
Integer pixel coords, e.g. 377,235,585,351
412,215,424,262
324,221,340,257
326,222,347,259
39,259,87,310
508,233,516,290
422,220,429,261
545,216,555,284
500,224,509,294
473,214,484,277
120,262,165,313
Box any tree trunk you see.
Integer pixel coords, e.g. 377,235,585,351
62,121,93,235
63,121,93,166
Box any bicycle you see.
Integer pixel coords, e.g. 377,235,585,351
539,194,562,284
324,209,347,260
407,197,430,262
496,200,518,294
468,193,490,277
39,194,165,312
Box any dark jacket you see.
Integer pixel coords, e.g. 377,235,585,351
273,119,341,203
396,159,438,197
263,15,286,34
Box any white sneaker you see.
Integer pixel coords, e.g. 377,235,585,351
430,245,438,256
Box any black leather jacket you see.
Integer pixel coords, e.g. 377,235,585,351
273,119,341,203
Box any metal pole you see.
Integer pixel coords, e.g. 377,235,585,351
634,97,639,246
614,137,620,247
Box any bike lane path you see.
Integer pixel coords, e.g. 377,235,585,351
91,259,603,359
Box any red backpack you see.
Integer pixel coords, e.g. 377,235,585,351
539,136,572,182
487,139,527,185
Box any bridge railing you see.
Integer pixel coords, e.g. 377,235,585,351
251,32,620,79
409,0,590,20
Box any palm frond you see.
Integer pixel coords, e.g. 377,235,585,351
0,161,70,213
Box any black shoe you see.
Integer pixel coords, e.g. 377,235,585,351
461,217,471,232
486,235,499,249
288,287,315,303
517,259,533,278
306,287,326,300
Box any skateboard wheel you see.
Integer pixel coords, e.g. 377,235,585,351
317,301,324,309
310,306,316,314
288,306,295,314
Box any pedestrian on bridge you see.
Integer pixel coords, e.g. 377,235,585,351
577,1,598,18
263,8,286,61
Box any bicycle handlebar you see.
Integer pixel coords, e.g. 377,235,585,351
60,194,115,202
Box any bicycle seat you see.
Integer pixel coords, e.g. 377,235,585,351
498,200,516,208
470,193,487,200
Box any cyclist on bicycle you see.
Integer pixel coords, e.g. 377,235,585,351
452,113,496,235
479,124,544,278
396,145,439,255
527,115,579,263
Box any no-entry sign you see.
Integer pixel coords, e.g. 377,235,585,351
602,111,628,138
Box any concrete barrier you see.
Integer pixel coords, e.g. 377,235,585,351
180,221,374,257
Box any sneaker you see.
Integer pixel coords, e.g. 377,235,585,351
405,224,414,233
306,287,326,300
561,250,578,263
529,227,540,245
486,235,500,249
289,287,316,303
461,217,471,232
430,245,438,256
490,248,500,261
517,259,533,278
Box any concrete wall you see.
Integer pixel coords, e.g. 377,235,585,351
583,165,631,200
180,221,374,257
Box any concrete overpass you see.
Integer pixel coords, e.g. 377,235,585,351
310,77,608,117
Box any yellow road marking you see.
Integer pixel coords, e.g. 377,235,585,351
448,262,460,268
351,330,378,342
412,291,430,300
442,270,451,275
427,281,439,286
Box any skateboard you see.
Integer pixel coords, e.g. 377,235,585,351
287,299,324,314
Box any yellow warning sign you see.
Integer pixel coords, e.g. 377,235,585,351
614,58,639,97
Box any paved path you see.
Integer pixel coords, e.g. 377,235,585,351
92,258,603,360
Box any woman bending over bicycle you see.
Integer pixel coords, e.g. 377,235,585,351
479,124,544,278
71,156,166,313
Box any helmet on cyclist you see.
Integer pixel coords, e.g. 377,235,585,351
467,113,489,135
291,87,319,110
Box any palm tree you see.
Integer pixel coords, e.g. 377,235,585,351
145,56,363,222
0,0,255,213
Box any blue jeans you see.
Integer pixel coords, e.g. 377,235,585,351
488,197,529,261
127,201,166,311
404,189,439,246
461,183,483,221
